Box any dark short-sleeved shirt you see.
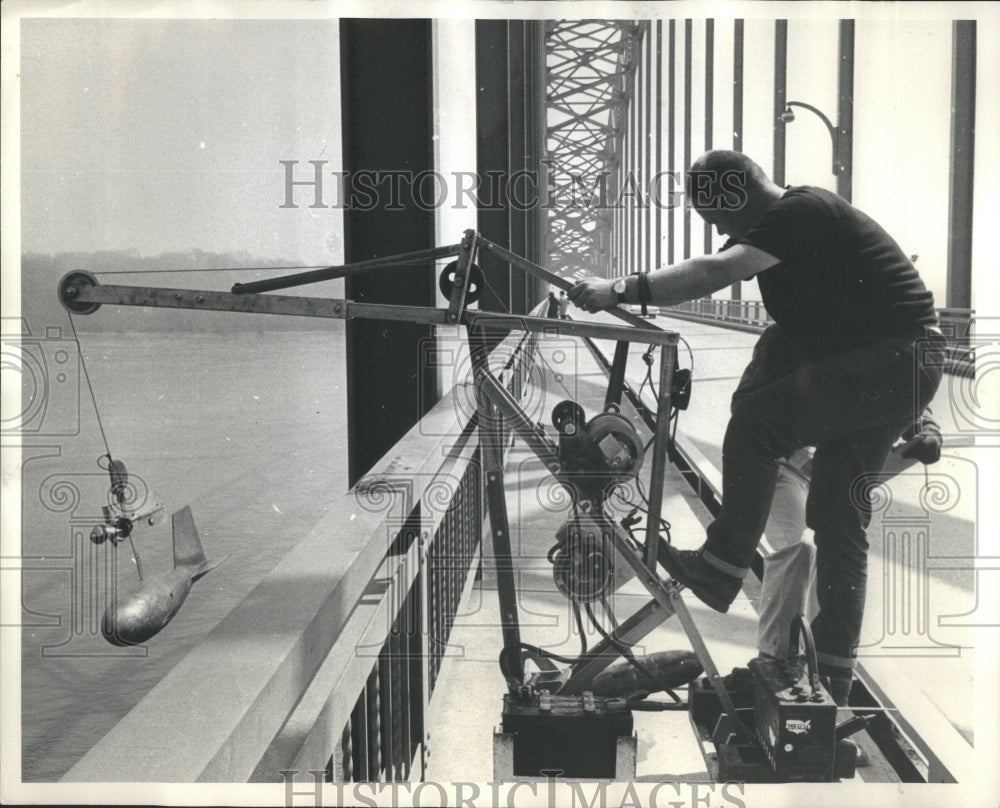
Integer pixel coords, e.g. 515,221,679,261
732,186,937,358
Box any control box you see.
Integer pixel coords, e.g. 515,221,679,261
748,657,837,781
689,665,857,783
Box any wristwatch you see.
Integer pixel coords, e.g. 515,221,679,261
612,277,627,304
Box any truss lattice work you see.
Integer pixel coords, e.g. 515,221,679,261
545,20,647,279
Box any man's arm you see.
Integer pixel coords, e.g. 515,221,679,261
568,244,780,312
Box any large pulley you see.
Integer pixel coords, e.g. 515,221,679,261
58,270,102,314
438,260,485,303
550,512,616,603
551,399,644,503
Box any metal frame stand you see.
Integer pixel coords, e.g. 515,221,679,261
58,228,753,763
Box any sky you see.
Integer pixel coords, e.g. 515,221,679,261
11,11,996,311
19,17,345,264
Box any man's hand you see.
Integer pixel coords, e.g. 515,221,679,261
900,415,943,465
901,433,942,465
568,278,618,313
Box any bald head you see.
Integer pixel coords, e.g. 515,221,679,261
687,151,773,209
686,150,784,240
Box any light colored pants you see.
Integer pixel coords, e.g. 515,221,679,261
757,448,819,658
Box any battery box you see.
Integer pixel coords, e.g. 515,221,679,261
495,690,634,779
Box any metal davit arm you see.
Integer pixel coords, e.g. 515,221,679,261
58,231,753,747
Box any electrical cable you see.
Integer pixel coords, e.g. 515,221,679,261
67,313,151,580
615,477,672,543
533,343,579,402
625,700,689,711
499,642,592,687
583,602,682,704
677,334,694,376
572,601,589,655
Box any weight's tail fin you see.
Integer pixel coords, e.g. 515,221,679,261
172,506,223,579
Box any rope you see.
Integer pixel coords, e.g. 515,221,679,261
67,313,112,458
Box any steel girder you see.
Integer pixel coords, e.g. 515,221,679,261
544,20,648,279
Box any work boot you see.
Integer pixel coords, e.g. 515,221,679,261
659,546,741,613
822,674,871,768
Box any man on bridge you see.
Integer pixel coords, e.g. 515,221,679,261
568,149,945,705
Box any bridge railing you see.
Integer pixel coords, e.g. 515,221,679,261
662,300,975,375
62,324,539,784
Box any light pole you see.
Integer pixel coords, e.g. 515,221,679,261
780,101,852,201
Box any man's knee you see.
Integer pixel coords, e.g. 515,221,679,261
725,394,784,452
730,324,792,413
806,494,868,542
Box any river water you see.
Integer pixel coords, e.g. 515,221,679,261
19,329,348,781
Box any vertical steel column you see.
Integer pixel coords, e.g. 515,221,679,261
476,21,514,315
667,21,676,266
733,20,744,153
611,156,619,278
611,107,618,279
947,20,975,310
683,20,692,260
635,29,644,276
836,20,855,202
731,19,744,300
531,20,548,302
628,41,637,277
655,21,663,271
703,19,715,256
623,51,630,277
508,22,529,314
644,26,653,275
613,142,620,280
340,19,437,486
773,20,788,186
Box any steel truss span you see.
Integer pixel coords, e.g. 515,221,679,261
545,20,647,279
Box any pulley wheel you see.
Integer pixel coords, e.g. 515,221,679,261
552,399,586,435
438,261,483,303
58,270,101,314
586,412,644,476
551,537,614,603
